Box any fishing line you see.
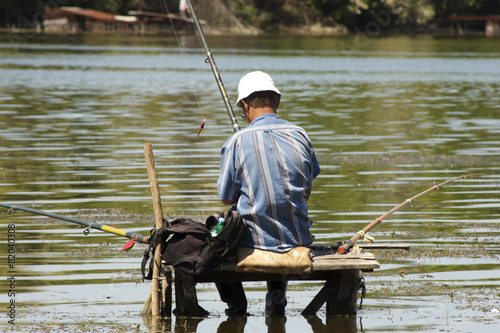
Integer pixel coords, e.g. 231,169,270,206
162,0,241,133
161,0,207,130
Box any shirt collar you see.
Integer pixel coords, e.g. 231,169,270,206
249,113,280,126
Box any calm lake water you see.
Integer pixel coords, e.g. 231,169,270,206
0,32,499,332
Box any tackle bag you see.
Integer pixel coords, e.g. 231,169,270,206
141,210,244,278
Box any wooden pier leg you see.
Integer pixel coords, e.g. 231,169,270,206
174,272,187,316
160,267,172,317
302,271,342,316
174,272,209,317
326,269,360,316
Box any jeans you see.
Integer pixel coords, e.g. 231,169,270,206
215,281,288,315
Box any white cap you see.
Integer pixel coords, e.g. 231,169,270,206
236,71,281,107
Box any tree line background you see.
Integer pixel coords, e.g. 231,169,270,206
1,0,499,33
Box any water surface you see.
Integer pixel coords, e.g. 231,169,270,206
0,33,499,332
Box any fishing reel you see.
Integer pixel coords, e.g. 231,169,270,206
83,222,95,236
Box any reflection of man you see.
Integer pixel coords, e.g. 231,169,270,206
179,0,189,18
216,71,321,316
217,316,247,333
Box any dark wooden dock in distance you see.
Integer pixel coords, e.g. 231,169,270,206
444,15,500,36
43,7,202,34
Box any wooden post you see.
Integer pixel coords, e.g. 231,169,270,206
174,272,209,317
326,269,360,315
144,143,165,318
301,269,360,316
160,269,172,317
302,271,341,316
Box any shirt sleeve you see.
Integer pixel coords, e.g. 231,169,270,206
304,132,320,181
311,149,321,180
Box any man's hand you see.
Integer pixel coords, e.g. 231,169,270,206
222,199,235,205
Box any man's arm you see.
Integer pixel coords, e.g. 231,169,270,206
306,187,312,201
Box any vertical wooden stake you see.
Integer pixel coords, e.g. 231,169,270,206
144,143,165,318
140,290,152,315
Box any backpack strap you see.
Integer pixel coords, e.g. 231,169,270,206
141,220,170,281
214,211,244,257
141,248,152,281
226,213,245,254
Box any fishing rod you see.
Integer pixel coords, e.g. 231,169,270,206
185,0,241,133
337,174,470,254
0,202,150,246
3,5,240,251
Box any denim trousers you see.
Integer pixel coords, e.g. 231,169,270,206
215,280,288,315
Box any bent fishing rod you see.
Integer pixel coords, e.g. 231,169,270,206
337,174,473,254
0,202,149,246
185,0,241,133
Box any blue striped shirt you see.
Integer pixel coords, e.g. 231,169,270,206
218,113,321,252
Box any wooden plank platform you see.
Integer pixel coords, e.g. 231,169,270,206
159,250,380,318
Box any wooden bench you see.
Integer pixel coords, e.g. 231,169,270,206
157,248,380,317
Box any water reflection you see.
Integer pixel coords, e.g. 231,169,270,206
142,315,358,333
216,316,247,333
305,315,357,333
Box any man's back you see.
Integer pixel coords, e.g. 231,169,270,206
218,113,321,252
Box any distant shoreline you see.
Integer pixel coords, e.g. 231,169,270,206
0,26,492,39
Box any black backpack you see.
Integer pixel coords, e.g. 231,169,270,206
141,210,244,278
